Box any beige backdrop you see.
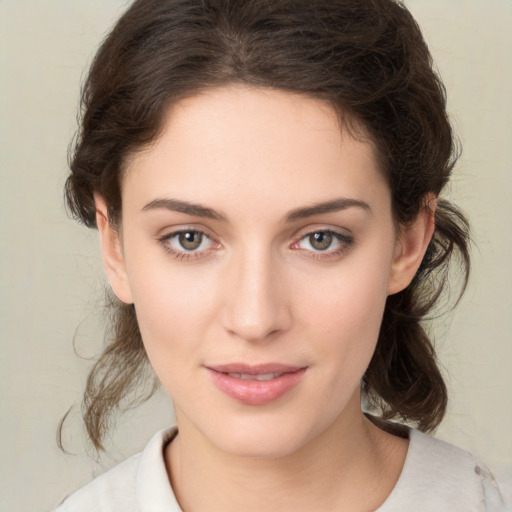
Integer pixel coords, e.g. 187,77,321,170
0,1,511,511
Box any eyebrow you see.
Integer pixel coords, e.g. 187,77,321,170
141,196,371,222
142,198,228,221
284,197,372,222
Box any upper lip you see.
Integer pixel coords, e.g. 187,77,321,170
207,363,305,375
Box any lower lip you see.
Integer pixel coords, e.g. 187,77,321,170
207,368,307,406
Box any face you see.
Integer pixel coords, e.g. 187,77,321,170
98,86,431,459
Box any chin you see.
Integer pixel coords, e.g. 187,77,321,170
201,411,324,460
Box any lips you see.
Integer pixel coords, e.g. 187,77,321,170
206,363,307,405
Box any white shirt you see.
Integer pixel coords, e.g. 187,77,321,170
55,427,506,511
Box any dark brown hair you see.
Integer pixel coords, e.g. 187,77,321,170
65,0,470,450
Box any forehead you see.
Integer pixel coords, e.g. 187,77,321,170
122,85,389,218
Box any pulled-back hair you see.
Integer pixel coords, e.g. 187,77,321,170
65,0,470,450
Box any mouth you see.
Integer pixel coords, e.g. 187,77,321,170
206,363,307,405
225,372,285,381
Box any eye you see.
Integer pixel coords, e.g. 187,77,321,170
292,229,353,258
158,229,218,259
175,231,205,251
306,231,334,251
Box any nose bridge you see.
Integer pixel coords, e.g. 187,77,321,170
222,241,290,342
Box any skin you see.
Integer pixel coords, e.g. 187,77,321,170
96,85,435,511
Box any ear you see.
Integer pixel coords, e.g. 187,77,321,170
387,195,436,296
94,195,133,304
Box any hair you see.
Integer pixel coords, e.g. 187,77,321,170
64,0,470,450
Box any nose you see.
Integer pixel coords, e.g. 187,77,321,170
221,247,292,343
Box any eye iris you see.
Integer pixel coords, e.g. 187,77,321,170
178,231,202,250
310,232,332,250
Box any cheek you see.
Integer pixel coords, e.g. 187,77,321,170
131,281,210,402
124,253,219,377
295,248,393,373
306,282,386,364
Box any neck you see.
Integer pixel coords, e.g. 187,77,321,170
165,394,408,512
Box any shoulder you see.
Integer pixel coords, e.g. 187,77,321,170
54,452,141,512
54,427,179,512
380,430,507,512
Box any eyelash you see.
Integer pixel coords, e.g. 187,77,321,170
291,230,354,261
158,229,220,261
157,228,354,262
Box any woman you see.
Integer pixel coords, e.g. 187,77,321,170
56,0,505,510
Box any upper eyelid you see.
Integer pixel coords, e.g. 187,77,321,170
157,225,216,240
295,230,353,245
157,228,219,252
302,227,351,237
293,225,353,240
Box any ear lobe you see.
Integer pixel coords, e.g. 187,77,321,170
94,195,133,304
387,196,436,296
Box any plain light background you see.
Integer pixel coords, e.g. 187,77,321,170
0,1,510,511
